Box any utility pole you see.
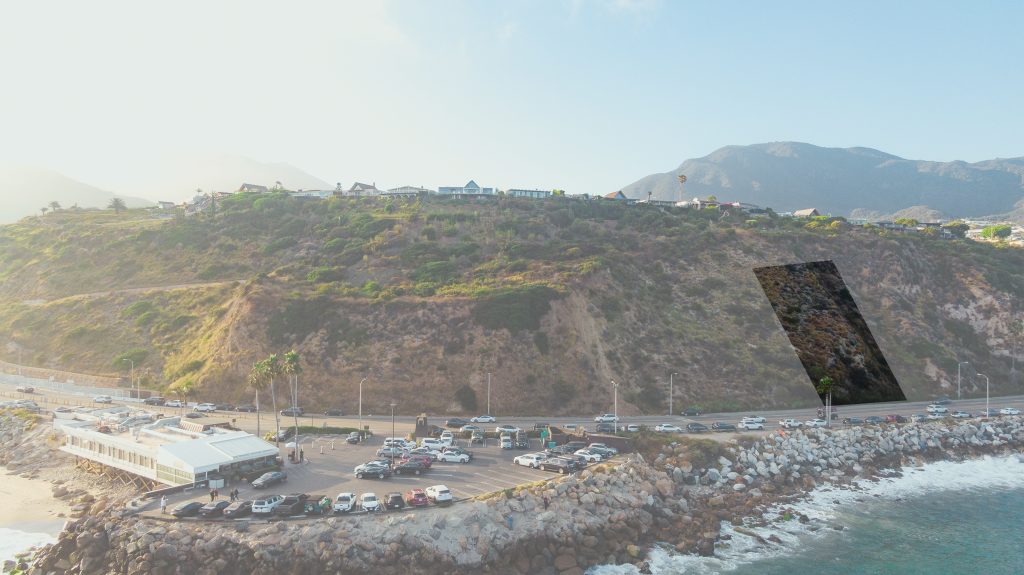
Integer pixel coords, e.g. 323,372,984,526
978,373,990,418
358,378,367,435
487,372,492,416
957,361,969,401
390,402,397,465
669,372,678,416
611,380,619,427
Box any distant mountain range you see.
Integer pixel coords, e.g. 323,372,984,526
620,142,1024,220
0,164,153,224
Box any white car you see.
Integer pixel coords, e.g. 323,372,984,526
437,451,470,463
743,415,767,423
594,414,619,423
360,493,381,512
252,494,284,514
588,443,618,455
470,415,496,423
420,438,446,451
193,403,217,412
439,431,455,444
164,399,183,408
495,425,521,434
333,492,356,513
654,424,683,433
92,395,113,403
804,419,828,428
950,411,972,419
1000,407,1021,416
460,424,482,433
513,453,547,468
625,424,640,432
425,485,453,505
574,449,602,462
737,420,765,430
778,419,803,429
926,404,948,414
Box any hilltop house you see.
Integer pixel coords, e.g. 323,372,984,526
238,183,269,193
339,182,382,197
793,208,821,217
384,186,434,196
288,190,332,199
506,188,552,199
157,201,176,210
603,191,636,203
438,180,495,197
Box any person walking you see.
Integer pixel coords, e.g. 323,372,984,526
160,495,168,514
209,489,215,502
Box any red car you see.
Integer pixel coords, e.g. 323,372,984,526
405,488,430,507
401,455,433,468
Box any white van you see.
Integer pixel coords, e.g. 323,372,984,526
420,438,445,451
438,431,454,445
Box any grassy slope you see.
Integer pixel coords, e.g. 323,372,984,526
0,195,1021,415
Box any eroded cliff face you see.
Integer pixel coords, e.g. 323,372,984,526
2,200,1021,415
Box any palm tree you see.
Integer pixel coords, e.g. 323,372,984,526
248,360,268,438
49,201,61,212
264,353,284,446
108,198,127,213
283,350,302,441
816,376,835,427
40,207,48,216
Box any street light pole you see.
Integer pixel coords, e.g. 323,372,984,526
977,373,990,417
487,372,491,416
390,402,397,466
669,372,678,416
957,361,969,401
611,380,619,428
358,377,367,435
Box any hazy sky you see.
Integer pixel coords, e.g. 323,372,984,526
1,0,1022,198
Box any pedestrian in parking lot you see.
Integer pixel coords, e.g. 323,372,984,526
209,489,215,502
160,495,167,514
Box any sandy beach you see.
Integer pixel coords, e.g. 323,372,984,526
0,472,70,535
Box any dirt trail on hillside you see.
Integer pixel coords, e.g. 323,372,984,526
21,279,245,306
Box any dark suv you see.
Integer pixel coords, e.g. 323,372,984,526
384,492,405,510
252,470,287,488
686,423,709,433
274,495,307,516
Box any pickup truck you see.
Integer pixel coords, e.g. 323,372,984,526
778,418,804,429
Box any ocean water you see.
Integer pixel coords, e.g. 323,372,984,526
590,455,1024,575
0,527,56,563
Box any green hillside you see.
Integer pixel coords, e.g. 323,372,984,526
1,194,1021,415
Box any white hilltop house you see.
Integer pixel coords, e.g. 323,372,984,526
505,188,552,199
384,185,434,196
438,180,495,197
56,409,278,487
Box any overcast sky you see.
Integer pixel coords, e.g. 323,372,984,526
1,0,1021,198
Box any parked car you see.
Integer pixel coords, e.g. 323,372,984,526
884,414,908,423
539,458,573,474
864,416,885,424
588,443,617,455
514,453,547,468
655,423,683,433
437,451,471,463
445,418,470,428
304,495,333,516
252,495,285,515
235,404,257,412
470,415,496,423
15,386,33,393
595,422,618,433
500,436,513,450
281,407,304,417
183,412,204,419
376,446,407,458
164,399,183,407
251,471,287,489
514,431,530,449
143,397,166,406
401,454,433,468
803,419,828,428
214,403,235,411
93,395,113,404
737,420,765,430
193,403,217,413
405,488,430,507
425,485,453,505
978,408,1000,417
408,447,439,460
392,460,429,476
951,411,972,419
460,424,482,433
199,500,231,517
419,438,446,451
360,493,382,512
1000,407,1021,416
842,417,865,425
593,413,619,423
346,432,361,445
324,409,344,416
681,407,702,416
686,423,709,433
333,492,356,513
222,500,253,518
354,463,392,479
711,422,736,431
574,449,602,462
275,495,307,516
439,430,455,444
384,492,405,510
743,415,767,423
171,501,204,518
470,431,484,445
625,424,641,432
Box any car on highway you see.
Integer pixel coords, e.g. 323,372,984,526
360,493,382,513
574,449,602,462
405,489,430,507
711,422,737,431
235,404,257,412
655,423,683,433
199,500,231,517
737,420,765,430
625,424,641,432
884,414,908,423
15,386,33,393
425,485,453,506
171,501,204,518
804,419,828,428
495,424,521,434
593,413,619,423
842,417,865,425
274,495,307,516
934,397,953,405
324,408,344,416
778,418,803,429
354,463,393,479
193,403,217,413
252,471,287,489
951,411,972,419
514,453,547,468
445,418,471,428
333,492,356,513
470,415,496,423
460,424,482,433
215,403,235,411
686,423,709,433
143,397,166,406
93,395,113,404
978,408,1000,417
437,451,471,463
681,407,703,416
164,399,183,407
926,404,948,414
864,416,885,424
1000,407,1021,416
743,415,767,423
252,495,286,515
281,407,304,417
392,460,429,476
222,500,252,518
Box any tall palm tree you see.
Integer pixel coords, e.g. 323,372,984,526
264,353,284,446
816,376,835,427
248,360,268,438
283,351,302,441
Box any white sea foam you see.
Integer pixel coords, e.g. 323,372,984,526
0,527,56,562
586,454,1024,575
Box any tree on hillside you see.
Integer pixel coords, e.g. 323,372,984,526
283,350,302,440
248,360,268,438
108,198,127,213
942,221,970,238
454,384,478,412
980,224,1012,239
40,207,48,216
894,218,918,227
48,201,61,212
264,353,284,446
816,376,835,427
